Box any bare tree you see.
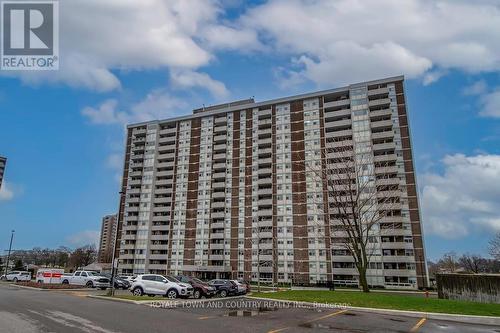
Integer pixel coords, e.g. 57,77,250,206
458,253,483,273
437,252,459,273
69,244,97,269
489,232,500,261
303,138,402,292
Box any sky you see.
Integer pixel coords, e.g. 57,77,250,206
1,0,500,261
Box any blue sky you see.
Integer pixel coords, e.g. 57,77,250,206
1,0,500,261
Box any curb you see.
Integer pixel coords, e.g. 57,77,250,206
11,284,93,292
245,296,500,326
87,295,145,304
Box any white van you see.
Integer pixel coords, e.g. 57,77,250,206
36,269,65,284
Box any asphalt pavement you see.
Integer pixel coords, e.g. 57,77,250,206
0,283,498,333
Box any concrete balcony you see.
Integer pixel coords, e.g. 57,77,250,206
326,118,352,129
211,191,226,199
257,178,272,186
157,161,175,168
258,210,273,217
259,254,273,261
375,166,399,175
212,182,226,189
209,254,224,261
373,154,397,163
370,108,392,119
214,125,227,133
259,243,273,250
211,201,225,209
158,136,176,145
383,269,416,277
210,243,225,250
371,131,394,140
373,142,396,151
258,220,273,228
210,233,225,239
259,147,272,155
324,108,351,119
332,268,358,275
324,99,350,109
368,98,391,108
258,198,273,206
258,157,272,164
381,242,414,250
212,172,226,179
213,144,227,151
159,127,177,135
214,116,227,124
211,212,225,219
213,135,226,142
325,129,352,139
258,231,273,239
155,188,173,195
382,255,415,263
259,137,272,145
128,179,142,186
368,87,389,96
211,222,225,229
156,170,174,177
258,188,273,195
213,153,226,161
371,119,393,130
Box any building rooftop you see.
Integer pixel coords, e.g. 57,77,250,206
127,75,404,128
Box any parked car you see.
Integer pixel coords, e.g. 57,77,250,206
61,270,110,289
230,280,248,295
118,275,136,283
0,271,31,282
101,273,130,290
208,279,238,297
130,274,193,298
176,275,217,299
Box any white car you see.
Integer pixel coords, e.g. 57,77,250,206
231,280,247,295
130,274,193,298
61,270,110,289
0,271,31,282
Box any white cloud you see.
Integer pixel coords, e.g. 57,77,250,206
2,0,220,91
463,80,488,96
0,181,14,201
170,70,229,99
238,0,500,87
421,154,500,239
81,88,188,125
66,230,100,248
479,89,500,118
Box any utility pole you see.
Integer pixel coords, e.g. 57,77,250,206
4,230,14,276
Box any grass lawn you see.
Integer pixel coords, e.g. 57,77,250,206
252,290,500,317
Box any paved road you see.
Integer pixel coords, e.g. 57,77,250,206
0,283,498,333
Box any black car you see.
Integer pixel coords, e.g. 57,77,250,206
102,273,130,290
176,275,217,299
208,279,238,297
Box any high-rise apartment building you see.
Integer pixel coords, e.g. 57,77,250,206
98,214,118,263
0,156,6,189
116,76,427,289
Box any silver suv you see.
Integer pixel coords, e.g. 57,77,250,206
130,274,193,298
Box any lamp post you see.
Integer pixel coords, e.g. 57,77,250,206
110,191,124,296
4,230,14,276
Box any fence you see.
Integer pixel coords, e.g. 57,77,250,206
436,273,500,304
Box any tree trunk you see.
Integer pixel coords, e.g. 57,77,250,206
358,267,370,292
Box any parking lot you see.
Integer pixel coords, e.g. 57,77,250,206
1,283,499,333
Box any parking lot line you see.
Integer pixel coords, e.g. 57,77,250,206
198,316,216,320
304,309,348,323
410,317,427,332
267,309,348,333
267,327,289,333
